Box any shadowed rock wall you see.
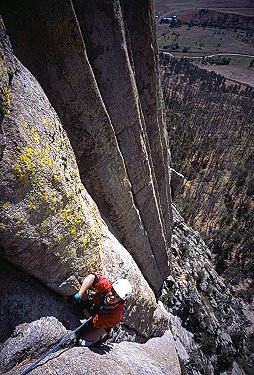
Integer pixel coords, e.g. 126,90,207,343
121,0,173,246
0,16,170,340
0,0,173,292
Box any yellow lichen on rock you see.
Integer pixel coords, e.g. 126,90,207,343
0,58,11,114
2,202,10,209
2,108,103,289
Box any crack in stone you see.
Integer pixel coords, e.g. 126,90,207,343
0,73,13,162
0,117,6,162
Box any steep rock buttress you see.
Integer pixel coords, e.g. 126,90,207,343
0,0,173,294
0,14,170,339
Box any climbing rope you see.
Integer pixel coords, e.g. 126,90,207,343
20,317,93,375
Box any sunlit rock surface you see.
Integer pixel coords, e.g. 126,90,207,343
1,317,180,375
0,0,173,293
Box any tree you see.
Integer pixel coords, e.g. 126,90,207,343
161,58,254,285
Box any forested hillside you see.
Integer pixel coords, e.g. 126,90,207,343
162,57,254,297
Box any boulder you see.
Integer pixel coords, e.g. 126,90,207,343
0,316,75,373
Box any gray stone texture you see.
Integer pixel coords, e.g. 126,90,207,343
1,317,180,375
0,259,81,344
0,1,179,372
0,15,170,340
161,206,253,375
0,19,104,292
75,0,172,278
122,0,173,249
0,0,172,292
0,317,75,373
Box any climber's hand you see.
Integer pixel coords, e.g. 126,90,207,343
107,330,113,338
66,293,81,303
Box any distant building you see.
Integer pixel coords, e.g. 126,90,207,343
160,15,178,26
160,17,172,24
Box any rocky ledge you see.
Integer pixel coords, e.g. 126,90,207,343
0,315,180,375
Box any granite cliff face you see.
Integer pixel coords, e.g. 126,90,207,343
1,0,173,293
0,1,179,373
0,6,172,337
1,2,251,374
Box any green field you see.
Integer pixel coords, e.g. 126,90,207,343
154,0,254,17
195,56,254,87
157,25,254,55
157,24,254,86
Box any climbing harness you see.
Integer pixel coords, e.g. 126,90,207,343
20,317,93,375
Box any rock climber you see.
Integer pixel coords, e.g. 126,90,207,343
68,274,132,347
